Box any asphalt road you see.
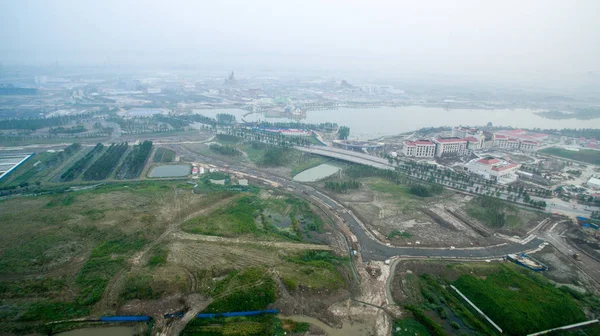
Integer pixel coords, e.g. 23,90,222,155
186,149,545,261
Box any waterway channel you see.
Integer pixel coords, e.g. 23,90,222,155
194,106,600,140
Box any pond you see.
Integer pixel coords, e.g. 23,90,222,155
148,164,191,178
292,163,340,182
56,326,133,336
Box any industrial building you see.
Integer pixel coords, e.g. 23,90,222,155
402,140,436,158
466,157,520,184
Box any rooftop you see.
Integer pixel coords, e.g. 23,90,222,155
478,158,501,165
492,163,518,171
435,137,467,143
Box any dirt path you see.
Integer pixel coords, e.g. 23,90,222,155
172,231,333,251
95,194,240,314
159,294,212,336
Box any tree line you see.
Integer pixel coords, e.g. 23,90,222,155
253,121,339,132
61,143,104,181
209,143,240,156
83,143,128,181
324,180,360,193
116,141,153,179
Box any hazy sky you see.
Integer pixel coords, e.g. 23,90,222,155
1,0,599,77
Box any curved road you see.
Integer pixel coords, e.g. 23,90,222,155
186,149,545,261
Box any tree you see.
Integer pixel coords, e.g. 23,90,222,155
337,126,350,140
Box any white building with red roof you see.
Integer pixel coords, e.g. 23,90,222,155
402,140,436,158
493,134,539,151
466,157,520,184
433,137,468,157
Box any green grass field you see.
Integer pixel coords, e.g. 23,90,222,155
393,318,431,336
454,266,586,335
152,147,175,162
540,147,600,165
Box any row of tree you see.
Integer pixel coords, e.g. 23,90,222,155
324,180,361,193
116,141,153,179
225,128,315,147
253,121,339,132
209,143,240,156
61,143,104,181
83,143,128,181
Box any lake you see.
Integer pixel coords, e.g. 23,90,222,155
194,106,600,140
293,163,340,182
56,326,133,336
148,164,191,178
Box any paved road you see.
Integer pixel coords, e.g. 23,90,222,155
181,148,545,261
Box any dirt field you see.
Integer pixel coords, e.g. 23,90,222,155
0,179,359,335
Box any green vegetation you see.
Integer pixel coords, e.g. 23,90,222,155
116,140,153,179
290,156,329,176
215,133,242,144
467,195,510,228
324,180,360,193
210,143,241,156
152,147,175,162
83,142,128,180
61,143,104,181
216,113,236,124
387,230,413,239
255,121,339,132
404,306,445,336
182,315,280,336
393,318,431,336
454,266,586,335
207,267,276,313
147,246,168,267
49,125,86,134
205,171,230,181
182,195,323,240
0,144,81,187
262,147,288,166
337,126,350,140
540,147,600,165
76,236,146,305
409,184,444,197
121,274,160,301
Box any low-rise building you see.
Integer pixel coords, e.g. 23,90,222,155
493,134,539,151
588,177,600,190
402,140,436,158
433,137,468,157
519,140,539,152
466,157,520,184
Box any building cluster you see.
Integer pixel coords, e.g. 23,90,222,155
465,157,520,184
401,126,546,158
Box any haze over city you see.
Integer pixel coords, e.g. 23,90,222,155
2,0,600,82
3,1,600,336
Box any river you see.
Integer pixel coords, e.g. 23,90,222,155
193,106,600,140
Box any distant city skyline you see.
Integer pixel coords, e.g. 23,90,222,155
1,0,599,88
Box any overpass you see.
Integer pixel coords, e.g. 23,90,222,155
296,146,393,170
